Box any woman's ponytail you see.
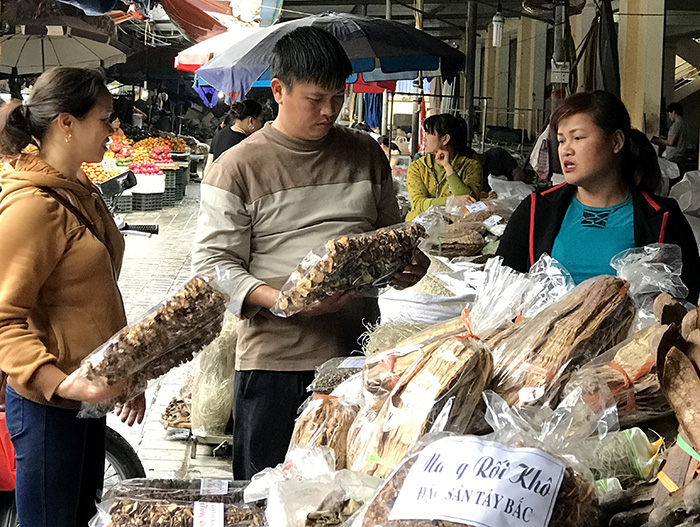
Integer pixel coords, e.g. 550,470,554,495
628,128,662,194
0,100,36,156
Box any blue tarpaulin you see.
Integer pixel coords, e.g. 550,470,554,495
364,94,382,130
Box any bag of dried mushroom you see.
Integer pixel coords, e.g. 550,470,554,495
93,477,263,527
77,275,230,418
353,388,610,527
271,222,425,317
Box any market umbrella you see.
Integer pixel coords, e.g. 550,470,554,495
0,16,129,76
174,26,261,73
196,12,464,100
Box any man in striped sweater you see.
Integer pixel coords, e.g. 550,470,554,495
192,26,428,479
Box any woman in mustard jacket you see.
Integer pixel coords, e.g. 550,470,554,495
405,114,482,220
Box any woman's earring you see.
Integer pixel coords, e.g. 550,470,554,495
65,134,72,143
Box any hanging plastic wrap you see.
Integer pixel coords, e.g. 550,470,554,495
271,223,425,317
354,388,610,527
611,243,689,331
289,395,358,470
486,275,636,409
351,335,492,478
190,313,238,437
78,276,229,418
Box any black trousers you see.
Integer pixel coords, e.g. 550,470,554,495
232,370,315,480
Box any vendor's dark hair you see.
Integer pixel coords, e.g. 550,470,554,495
667,102,683,116
271,27,352,91
629,129,662,194
230,99,262,121
0,67,109,156
423,113,470,157
551,90,658,193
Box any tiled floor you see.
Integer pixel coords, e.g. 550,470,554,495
107,182,233,480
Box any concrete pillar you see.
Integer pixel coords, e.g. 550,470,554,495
569,1,598,94
618,0,665,135
464,1,477,143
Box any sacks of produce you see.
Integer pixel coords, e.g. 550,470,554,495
79,276,229,417
272,223,425,317
486,275,636,408
352,335,492,478
289,395,357,470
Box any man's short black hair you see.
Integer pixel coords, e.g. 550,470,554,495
667,102,683,116
271,26,352,91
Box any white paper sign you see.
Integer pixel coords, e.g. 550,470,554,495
388,436,565,527
194,501,224,527
200,478,229,495
338,357,365,369
466,201,489,214
483,214,503,228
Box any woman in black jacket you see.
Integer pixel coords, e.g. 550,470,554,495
497,91,700,302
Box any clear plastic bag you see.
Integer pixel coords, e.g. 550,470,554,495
351,335,492,478
486,275,636,409
190,313,238,437
611,243,689,331
560,324,671,428
308,356,365,395
78,276,229,418
267,469,381,527
272,223,425,317
289,395,358,470
92,478,261,527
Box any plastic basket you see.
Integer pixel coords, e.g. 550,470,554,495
115,194,133,213
132,192,163,211
163,188,178,206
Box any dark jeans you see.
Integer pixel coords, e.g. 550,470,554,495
232,370,314,480
5,386,106,527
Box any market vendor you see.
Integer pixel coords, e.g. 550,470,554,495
192,27,428,480
0,67,144,527
497,90,700,302
207,99,264,167
110,113,125,137
405,113,482,221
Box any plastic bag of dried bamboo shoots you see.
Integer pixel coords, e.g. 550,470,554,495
289,395,358,470
351,335,493,478
560,323,671,428
271,222,426,318
486,275,636,409
611,243,689,331
77,275,229,418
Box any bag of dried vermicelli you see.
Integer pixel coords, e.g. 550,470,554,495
355,389,607,527
190,313,238,437
560,323,671,428
289,395,357,470
352,335,492,478
486,275,636,409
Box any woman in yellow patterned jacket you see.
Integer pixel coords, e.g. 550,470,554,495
405,113,482,221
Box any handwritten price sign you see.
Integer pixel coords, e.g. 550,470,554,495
388,436,565,527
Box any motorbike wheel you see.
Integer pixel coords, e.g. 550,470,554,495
0,427,145,527
103,426,146,494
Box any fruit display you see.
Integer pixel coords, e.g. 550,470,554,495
128,161,164,176
150,145,173,164
109,139,133,160
81,162,119,184
133,135,187,154
110,135,133,145
132,147,151,164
